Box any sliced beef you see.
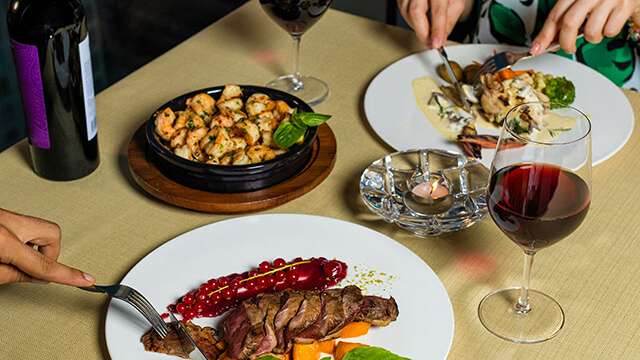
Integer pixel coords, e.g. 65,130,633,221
293,289,344,342
272,291,305,353
250,292,283,359
283,291,322,351
322,285,364,341
141,320,219,360
354,295,399,326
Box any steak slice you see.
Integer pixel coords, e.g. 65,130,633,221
293,289,344,343
272,291,305,353
141,321,219,360
354,295,399,326
321,285,364,341
283,291,322,351
250,292,283,359
236,298,269,360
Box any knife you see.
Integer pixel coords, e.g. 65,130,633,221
426,10,471,111
168,312,210,360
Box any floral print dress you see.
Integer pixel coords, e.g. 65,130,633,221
467,0,640,90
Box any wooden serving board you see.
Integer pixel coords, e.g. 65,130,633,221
128,123,336,213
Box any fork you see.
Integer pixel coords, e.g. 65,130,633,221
470,34,585,84
80,284,169,338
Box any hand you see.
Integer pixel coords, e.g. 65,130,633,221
531,0,640,55
0,208,95,286
397,0,470,49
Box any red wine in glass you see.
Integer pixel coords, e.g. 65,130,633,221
488,163,591,251
260,0,332,36
260,0,333,105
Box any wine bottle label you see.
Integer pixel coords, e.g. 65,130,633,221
9,38,50,149
79,35,98,141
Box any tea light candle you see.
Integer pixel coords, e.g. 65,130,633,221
412,180,449,199
405,175,454,215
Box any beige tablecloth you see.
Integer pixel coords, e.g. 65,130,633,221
2,1,640,359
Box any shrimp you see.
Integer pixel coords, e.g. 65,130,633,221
224,109,248,123
218,98,244,114
186,93,215,123
174,145,190,159
235,119,261,146
261,131,274,147
170,128,188,148
255,112,276,132
245,93,275,117
216,84,243,107
186,127,208,162
202,127,233,160
273,100,293,121
155,107,176,141
246,145,276,163
174,111,188,130
210,114,235,128
218,154,233,165
231,137,247,151
232,149,250,165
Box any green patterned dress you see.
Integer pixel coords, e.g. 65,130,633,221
467,0,640,90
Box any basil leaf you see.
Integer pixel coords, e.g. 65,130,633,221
320,357,332,360
256,356,280,360
274,122,306,149
296,112,332,127
343,346,412,360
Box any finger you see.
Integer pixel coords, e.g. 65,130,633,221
445,0,467,36
406,0,432,46
604,5,635,37
531,0,577,54
0,264,48,285
582,3,612,43
0,209,62,259
429,0,449,48
0,228,94,287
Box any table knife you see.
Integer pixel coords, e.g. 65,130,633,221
168,312,210,360
436,46,471,111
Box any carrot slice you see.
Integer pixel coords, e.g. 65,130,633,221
334,341,369,360
318,339,335,354
339,322,371,338
292,341,321,360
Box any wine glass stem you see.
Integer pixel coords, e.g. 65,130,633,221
290,34,304,90
516,251,536,313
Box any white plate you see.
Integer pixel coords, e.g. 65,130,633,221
104,214,454,360
364,44,634,167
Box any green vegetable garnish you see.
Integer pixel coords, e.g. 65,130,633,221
274,108,331,149
256,356,280,360
543,76,576,109
343,346,412,360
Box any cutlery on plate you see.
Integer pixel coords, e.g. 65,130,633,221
79,284,169,338
470,33,585,84
168,312,210,360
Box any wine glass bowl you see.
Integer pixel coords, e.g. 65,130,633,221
260,0,333,105
478,101,592,343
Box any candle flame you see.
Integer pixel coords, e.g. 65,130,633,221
429,181,439,195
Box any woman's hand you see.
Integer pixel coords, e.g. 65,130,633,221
397,0,471,49
0,208,95,286
531,0,640,55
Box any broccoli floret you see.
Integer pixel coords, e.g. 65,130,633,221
543,76,576,108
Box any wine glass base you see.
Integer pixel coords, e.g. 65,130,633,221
266,75,328,106
478,287,565,343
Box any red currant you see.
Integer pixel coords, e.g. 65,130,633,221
196,291,208,302
292,257,303,263
183,293,196,305
229,279,241,290
248,269,259,278
323,260,343,278
184,309,196,319
222,288,234,300
218,276,230,287
245,279,257,290
202,297,212,306
175,303,187,314
200,283,212,293
266,275,276,287
257,276,268,288
286,271,299,284
211,292,222,303
273,258,286,268
275,270,286,282
207,278,219,290
193,302,204,312
259,261,271,273
290,264,299,272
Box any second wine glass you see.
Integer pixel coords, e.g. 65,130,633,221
260,0,333,106
479,101,592,343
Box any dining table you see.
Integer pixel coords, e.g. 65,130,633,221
2,1,640,359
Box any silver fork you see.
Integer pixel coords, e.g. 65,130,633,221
80,284,169,338
470,34,585,84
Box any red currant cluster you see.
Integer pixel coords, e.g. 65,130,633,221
175,257,307,319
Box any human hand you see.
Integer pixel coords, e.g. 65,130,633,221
531,0,640,55
0,208,95,286
397,0,470,49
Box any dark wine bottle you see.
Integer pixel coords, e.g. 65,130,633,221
7,0,99,180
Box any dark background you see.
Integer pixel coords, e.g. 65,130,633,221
0,0,406,152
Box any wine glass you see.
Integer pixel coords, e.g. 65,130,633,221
478,101,592,343
260,0,333,105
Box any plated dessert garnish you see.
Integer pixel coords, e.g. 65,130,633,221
412,60,577,158
153,84,330,165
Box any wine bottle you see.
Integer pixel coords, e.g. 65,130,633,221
7,0,99,180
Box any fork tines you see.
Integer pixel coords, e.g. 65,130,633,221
128,289,169,338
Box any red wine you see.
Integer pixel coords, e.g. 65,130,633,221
7,0,99,180
260,0,333,36
488,163,590,251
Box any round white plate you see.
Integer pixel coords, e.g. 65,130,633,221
104,214,454,360
364,44,634,167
